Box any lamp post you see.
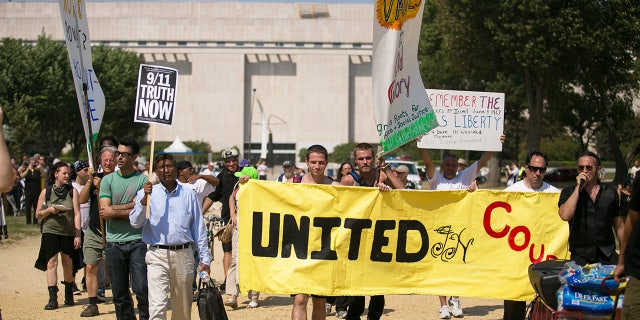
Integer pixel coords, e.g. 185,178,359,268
248,88,256,162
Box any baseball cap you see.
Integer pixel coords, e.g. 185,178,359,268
234,166,258,180
239,159,251,168
176,160,192,171
395,165,409,173
282,160,295,168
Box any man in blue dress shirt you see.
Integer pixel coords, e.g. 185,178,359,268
130,153,211,320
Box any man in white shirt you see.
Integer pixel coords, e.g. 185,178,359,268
503,150,558,320
176,160,219,205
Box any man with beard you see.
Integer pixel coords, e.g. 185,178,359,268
202,148,240,290
338,143,403,320
78,147,117,317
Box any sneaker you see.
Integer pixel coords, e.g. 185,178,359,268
248,301,259,308
73,282,81,295
224,298,237,309
325,303,332,314
439,305,451,319
80,304,99,317
448,297,463,318
97,287,105,298
336,310,347,319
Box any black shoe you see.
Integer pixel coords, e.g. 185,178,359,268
80,304,99,317
73,282,81,295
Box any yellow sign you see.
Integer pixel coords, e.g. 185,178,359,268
237,181,567,300
375,0,422,30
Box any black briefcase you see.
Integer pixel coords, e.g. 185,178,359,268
528,259,568,310
196,279,229,320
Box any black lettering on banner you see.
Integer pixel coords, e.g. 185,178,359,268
396,220,429,262
252,212,280,257
310,217,341,260
281,214,310,259
371,220,395,262
344,218,373,260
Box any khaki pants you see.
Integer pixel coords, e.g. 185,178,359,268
146,246,195,320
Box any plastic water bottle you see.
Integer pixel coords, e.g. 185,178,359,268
200,271,210,283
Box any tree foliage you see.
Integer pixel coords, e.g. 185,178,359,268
419,0,640,184
0,34,148,160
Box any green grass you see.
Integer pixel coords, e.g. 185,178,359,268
0,215,42,245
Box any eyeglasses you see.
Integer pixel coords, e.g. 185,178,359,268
115,151,133,158
578,165,594,171
527,165,547,173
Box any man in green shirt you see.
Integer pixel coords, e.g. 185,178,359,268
98,137,149,320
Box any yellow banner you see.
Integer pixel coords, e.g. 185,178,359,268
237,181,567,301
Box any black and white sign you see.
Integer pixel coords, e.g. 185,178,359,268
134,64,178,125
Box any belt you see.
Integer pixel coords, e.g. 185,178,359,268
114,239,142,245
152,243,190,250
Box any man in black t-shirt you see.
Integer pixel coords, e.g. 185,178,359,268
614,174,640,320
558,151,624,266
202,148,240,291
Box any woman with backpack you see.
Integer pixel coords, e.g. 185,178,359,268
33,162,81,310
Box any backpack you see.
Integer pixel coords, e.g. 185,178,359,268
197,279,228,320
45,183,74,202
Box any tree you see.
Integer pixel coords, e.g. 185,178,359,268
0,35,147,160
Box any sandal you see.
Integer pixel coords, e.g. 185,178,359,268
224,298,238,309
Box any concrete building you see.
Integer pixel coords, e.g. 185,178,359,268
1,1,377,164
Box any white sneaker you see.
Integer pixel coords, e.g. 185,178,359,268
439,305,451,319
448,297,463,318
325,303,332,314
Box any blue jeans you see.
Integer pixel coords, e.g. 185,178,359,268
106,240,149,320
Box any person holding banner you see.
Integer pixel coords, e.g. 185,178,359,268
130,153,211,320
418,134,504,319
503,151,558,320
226,166,261,309
339,143,403,320
558,151,624,266
290,145,341,320
98,137,149,320
614,174,640,320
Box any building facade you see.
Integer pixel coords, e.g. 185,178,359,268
1,1,377,162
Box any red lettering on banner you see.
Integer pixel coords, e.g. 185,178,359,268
483,201,555,263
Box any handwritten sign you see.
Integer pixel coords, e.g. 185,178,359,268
373,0,439,154
134,64,178,125
418,89,505,151
57,0,105,146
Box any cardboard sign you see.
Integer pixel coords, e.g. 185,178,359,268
57,0,105,146
134,64,178,125
418,89,505,151
372,0,439,154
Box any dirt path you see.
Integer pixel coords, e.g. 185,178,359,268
0,235,505,319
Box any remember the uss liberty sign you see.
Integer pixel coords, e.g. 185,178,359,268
134,64,178,125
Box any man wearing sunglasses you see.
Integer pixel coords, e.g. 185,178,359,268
558,151,624,267
503,151,558,320
505,151,559,193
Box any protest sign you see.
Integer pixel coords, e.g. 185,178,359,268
58,0,105,162
418,89,505,151
373,0,439,154
237,181,567,301
134,64,178,125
